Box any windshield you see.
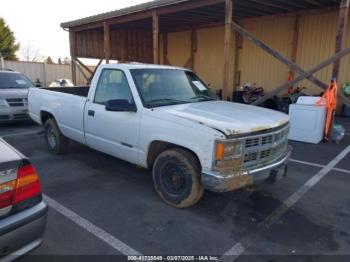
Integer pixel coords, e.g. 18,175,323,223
130,69,215,108
0,72,34,89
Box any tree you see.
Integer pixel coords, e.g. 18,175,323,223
46,56,54,64
20,41,41,62
58,57,62,64
0,17,20,60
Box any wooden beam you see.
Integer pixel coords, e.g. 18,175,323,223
157,0,224,15
233,22,350,107
152,11,159,64
233,22,327,89
246,0,293,12
164,21,224,33
69,22,103,32
89,59,103,83
240,6,338,24
332,0,349,80
233,30,242,90
189,28,197,70
290,14,300,79
162,32,170,65
74,60,90,83
104,21,111,64
107,11,153,26
75,58,93,74
70,11,152,32
120,29,127,62
252,48,350,106
69,30,77,85
222,0,233,101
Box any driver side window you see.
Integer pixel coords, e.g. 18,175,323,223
94,69,133,105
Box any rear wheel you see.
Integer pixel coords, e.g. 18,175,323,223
44,118,68,154
152,148,204,208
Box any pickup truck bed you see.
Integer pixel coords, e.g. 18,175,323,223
42,86,90,97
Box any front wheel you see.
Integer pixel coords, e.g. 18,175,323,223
152,148,204,208
44,118,69,154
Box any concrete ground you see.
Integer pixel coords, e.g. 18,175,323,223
0,118,349,261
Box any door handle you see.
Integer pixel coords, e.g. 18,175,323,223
88,110,95,117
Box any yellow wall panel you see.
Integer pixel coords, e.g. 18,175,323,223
296,11,338,95
167,30,191,67
239,16,295,92
195,26,227,91
164,9,350,99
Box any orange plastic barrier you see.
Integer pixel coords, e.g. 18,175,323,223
316,79,338,140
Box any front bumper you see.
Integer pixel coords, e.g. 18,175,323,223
0,106,30,122
202,146,292,192
0,201,48,261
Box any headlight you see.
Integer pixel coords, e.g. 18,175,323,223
213,140,244,174
0,99,8,107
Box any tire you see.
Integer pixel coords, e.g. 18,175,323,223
152,148,204,208
44,118,69,154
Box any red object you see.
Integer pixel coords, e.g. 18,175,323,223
0,181,16,208
13,164,42,205
287,74,294,94
0,163,41,209
316,80,338,140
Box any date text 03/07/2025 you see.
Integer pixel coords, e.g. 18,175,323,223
127,256,219,261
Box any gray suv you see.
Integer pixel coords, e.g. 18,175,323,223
0,70,34,122
0,138,47,260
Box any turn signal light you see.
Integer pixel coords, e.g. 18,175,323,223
216,143,225,161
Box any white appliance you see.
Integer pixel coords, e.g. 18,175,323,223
288,96,326,144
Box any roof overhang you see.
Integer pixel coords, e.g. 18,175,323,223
61,0,342,31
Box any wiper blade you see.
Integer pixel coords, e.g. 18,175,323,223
148,98,188,104
147,98,190,108
3,86,27,89
190,95,216,101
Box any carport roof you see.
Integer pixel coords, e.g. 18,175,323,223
61,0,342,29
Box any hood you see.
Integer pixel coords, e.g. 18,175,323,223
0,88,29,99
158,101,289,136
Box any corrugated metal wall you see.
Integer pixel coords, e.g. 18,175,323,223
239,16,295,91
76,28,153,63
164,9,350,96
167,30,191,67
76,29,104,59
110,29,153,62
4,60,44,83
164,26,235,91
195,26,232,90
296,10,338,95
3,60,92,86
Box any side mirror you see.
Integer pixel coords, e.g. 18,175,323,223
105,99,137,112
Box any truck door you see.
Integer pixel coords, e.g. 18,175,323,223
84,69,140,164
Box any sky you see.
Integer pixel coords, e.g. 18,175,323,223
0,0,149,64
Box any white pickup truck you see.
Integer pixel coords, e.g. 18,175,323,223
28,64,292,208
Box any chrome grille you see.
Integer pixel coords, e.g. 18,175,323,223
243,124,289,170
6,98,28,107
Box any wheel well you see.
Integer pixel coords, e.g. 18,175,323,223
147,141,201,169
40,111,54,124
